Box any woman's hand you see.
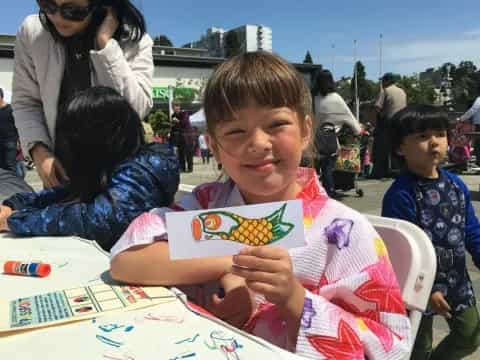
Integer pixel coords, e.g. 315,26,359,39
96,7,119,50
0,205,13,231
205,273,255,328
31,144,68,188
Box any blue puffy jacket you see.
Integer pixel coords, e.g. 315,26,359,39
3,143,179,250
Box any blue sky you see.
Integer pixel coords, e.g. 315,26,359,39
2,0,479,79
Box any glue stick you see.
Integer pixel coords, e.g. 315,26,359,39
3,261,51,277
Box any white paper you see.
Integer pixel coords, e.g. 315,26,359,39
166,200,305,259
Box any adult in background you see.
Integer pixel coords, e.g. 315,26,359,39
371,72,407,179
313,69,361,198
171,102,194,172
0,88,19,174
12,0,154,188
457,87,480,166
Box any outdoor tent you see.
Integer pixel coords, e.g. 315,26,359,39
190,108,206,126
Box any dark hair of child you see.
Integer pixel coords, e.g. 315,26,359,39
55,86,145,202
389,104,451,165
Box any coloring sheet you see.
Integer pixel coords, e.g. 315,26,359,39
0,284,175,335
0,288,304,360
166,200,305,259
0,234,110,300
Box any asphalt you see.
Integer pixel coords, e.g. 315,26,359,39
25,158,480,358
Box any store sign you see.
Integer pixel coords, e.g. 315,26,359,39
152,86,197,101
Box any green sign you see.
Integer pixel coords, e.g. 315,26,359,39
152,86,198,101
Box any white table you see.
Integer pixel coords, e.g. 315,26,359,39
0,235,303,359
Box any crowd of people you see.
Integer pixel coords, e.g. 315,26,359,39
1,1,480,359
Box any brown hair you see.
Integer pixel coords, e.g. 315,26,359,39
203,51,312,139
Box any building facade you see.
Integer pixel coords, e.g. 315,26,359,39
184,25,272,58
0,34,320,114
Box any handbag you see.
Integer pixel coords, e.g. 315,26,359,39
335,144,361,173
314,122,339,159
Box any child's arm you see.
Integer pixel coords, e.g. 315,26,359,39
460,179,480,269
381,185,417,222
6,160,178,250
3,185,71,211
110,241,232,286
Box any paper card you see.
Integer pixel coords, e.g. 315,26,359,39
166,200,305,259
0,285,177,335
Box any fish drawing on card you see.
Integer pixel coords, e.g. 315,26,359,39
191,203,293,246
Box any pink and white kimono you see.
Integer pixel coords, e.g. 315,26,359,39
111,168,412,359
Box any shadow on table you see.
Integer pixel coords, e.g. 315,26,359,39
100,270,118,285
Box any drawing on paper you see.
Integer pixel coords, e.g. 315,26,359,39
191,203,293,246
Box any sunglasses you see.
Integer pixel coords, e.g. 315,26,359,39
37,0,96,22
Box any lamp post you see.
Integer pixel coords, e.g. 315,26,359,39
353,40,360,120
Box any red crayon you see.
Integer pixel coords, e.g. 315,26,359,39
3,261,51,277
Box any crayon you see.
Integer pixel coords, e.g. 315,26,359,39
3,261,51,277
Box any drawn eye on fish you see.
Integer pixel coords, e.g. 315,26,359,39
191,203,294,246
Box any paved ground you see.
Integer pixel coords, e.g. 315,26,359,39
25,158,480,358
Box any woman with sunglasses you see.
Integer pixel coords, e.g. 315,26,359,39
12,0,154,188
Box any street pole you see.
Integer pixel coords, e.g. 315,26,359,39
331,44,336,78
379,33,383,90
353,39,360,120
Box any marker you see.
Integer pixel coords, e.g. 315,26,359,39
3,261,51,277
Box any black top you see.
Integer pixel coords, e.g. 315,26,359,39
58,34,93,112
0,104,18,141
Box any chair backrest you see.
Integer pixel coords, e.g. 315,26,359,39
366,215,437,347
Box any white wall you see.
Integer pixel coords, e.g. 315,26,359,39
0,58,14,92
152,66,214,89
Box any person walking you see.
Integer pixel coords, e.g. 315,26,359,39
12,0,154,188
198,131,210,164
457,87,480,166
171,102,194,172
0,88,18,174
313,69,361,198
371,72,407,179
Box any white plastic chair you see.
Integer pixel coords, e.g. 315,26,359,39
366,215,437,358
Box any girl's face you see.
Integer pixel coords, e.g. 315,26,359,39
42,0,93,37
398,129,448,177
207,105,311,204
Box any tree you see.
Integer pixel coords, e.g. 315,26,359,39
351,61,376,102
224,31,242,58
148,110,170,137
397,76,436,105
303,51,313,64
153,35,173,47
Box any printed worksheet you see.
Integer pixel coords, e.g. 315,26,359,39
0,285,176,335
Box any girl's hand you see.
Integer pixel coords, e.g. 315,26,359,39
430,291,452,319
231,246,305,310
31,144,68,188
206,273,255,328
96,7,119,50
0,205,13,231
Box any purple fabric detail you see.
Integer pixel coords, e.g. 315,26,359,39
300,297,316,330
325,218,354,249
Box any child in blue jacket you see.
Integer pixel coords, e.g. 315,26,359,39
0,87,179,251
382,105,480,359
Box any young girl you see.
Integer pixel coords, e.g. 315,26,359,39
0,86,179,251
110,52,412,359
